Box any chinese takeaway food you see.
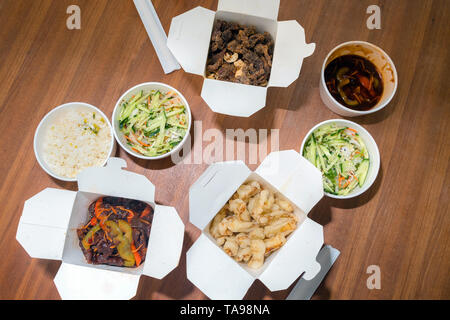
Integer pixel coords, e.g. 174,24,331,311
206,20,274,87
43,108,111,178
324,54,383,110
210,181,298,269
77,197,153,267
118,89,188,157
303,123,370,196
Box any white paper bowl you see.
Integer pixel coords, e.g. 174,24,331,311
34,102,115,182
112,82,192,160
300,119,380,199
319,41,398,117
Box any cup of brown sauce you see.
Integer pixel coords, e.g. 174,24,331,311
320,41,397,117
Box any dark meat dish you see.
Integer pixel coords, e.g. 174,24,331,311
77,196,153,267
206,20,274,87
324,54,383,111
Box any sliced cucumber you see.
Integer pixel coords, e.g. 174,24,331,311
355,159,370,187
305,135,317,166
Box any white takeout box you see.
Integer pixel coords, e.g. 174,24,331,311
167,0,315,117
187,150,325,299
16,157,185,300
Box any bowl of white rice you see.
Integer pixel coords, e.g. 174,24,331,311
34,102,115,181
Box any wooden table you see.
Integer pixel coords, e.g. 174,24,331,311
0,0,448,300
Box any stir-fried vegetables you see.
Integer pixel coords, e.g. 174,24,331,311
303,123,370,196
118,89,188,157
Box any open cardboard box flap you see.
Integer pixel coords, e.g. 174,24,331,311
16,158,185,300
167,0,315,117
187,150,324,300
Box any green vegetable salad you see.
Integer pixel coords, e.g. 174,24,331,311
303,123,370,196
118,89,188,157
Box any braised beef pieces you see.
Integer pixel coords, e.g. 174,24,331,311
77,197,153,268
206,20,274,87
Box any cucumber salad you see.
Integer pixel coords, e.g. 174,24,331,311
303,123,370,196
118,89,188,157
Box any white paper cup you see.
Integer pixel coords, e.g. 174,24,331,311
34,102,115,182
112,82,192,160
319,41,398,117
300,119,380,199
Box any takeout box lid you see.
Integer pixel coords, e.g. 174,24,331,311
167,0,315,117
217,0,280,20
77,157,155,203
16,157,185,299
187,150,324,299
16,188,76,260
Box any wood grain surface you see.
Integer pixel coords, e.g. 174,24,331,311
0,0,448,300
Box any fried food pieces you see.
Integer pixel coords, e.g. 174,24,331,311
210,181,298,269
206,20,274,87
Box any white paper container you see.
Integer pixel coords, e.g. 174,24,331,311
167,0,315,117
187,150,325,300
16,157,185,300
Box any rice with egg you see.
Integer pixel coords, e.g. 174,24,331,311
43,108,112,178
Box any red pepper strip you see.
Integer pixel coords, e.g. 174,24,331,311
94,197,103,218
117,206,135,222
132,243,143,253
131,242,142,266
93,198,113,242
141,206,151,218
90,217,98,226
357,75,371,90
131,147,142,154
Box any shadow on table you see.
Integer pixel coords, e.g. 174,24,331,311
329,162,383,210
49,177,77,191
37,259,62,284
133,229,196,300
243,272,332,300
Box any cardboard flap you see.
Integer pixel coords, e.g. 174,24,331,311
189,161,251,230
54,262,140,300
16,188,76,260
77,157,155,203
186,234,254,300
256,150,323,214
259,218,323,291
217,0,280,20
269,21,315,87
201,79,267,117
143,205,185,279
167,6,215,75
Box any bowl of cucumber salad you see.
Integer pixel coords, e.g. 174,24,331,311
112,82,191,160
301,119,380,199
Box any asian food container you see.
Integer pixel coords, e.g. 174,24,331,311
16,157,185,300
300,119,381,199
320,41,398,117
167,0,315,117
112,82,192,160
187,150,328,300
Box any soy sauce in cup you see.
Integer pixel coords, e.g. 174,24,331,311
324,54,383,111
